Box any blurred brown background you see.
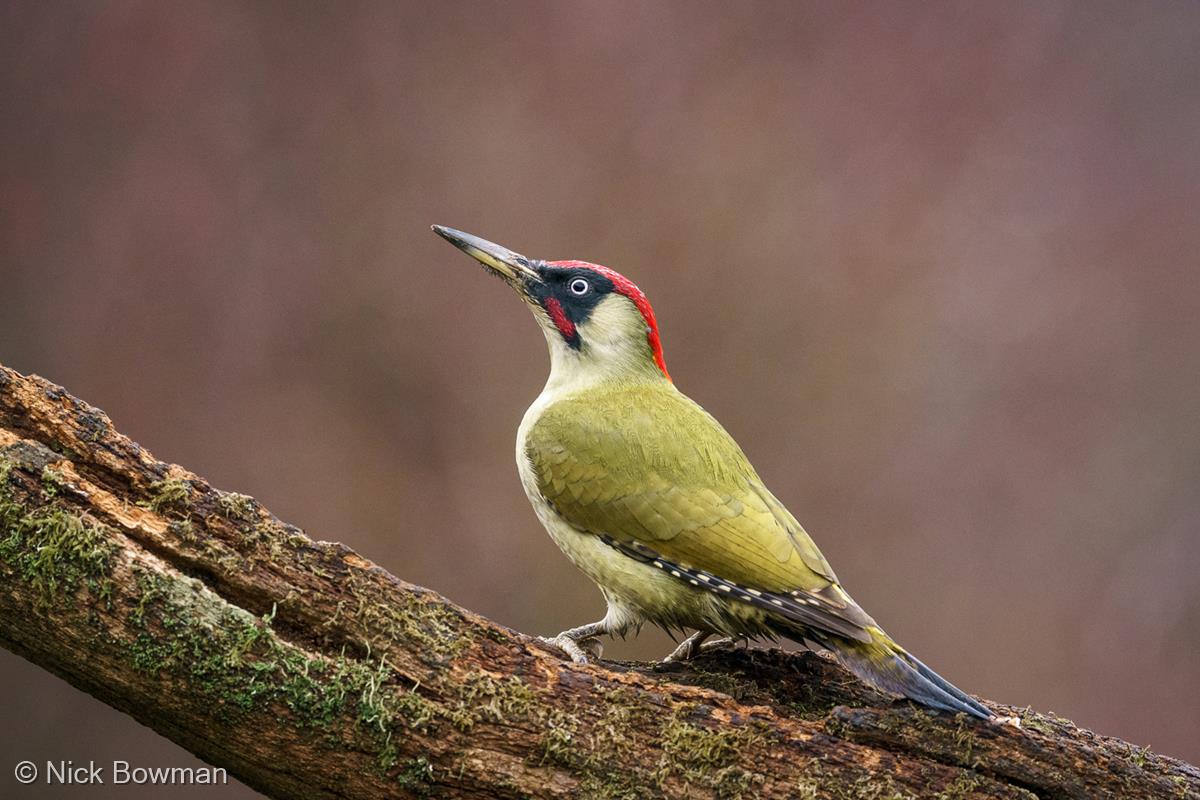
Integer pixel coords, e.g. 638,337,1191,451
2,1,1199,796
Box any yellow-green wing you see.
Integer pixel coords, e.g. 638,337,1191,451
525,382,871,636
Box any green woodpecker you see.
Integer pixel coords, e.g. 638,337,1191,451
433,225,993,720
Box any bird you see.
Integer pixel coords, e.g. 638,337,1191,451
432,225,994,720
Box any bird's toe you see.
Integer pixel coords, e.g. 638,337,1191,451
539,634,592,664
698,636,739,654
578,637,604,660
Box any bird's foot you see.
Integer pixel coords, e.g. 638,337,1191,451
539,633,603,664
661,633,744,663
578,636,604,660
662,631,711,663
699,636,744,654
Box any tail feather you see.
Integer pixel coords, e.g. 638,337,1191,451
828,628,993,720
905,650,992,719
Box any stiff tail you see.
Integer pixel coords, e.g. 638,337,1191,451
828,627,993,720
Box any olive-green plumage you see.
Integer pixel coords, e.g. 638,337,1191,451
527,382,833,591
524,381,876,642
433,225,994,720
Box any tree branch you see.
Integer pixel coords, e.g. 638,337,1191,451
0,363,1195,799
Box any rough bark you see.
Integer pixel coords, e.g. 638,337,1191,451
0,362,1195,800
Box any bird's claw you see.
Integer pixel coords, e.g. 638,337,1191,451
539,634,603,664
578,636,603,660
663,633,708,663
662,634,741,663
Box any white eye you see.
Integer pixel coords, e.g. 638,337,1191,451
569,278,590,295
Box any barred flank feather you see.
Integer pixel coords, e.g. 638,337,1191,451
602,535,993,719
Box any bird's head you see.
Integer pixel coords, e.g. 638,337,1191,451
433,226,670,385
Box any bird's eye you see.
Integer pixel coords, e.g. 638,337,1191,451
568,278,590,295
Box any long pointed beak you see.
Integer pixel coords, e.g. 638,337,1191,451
432,225,542,290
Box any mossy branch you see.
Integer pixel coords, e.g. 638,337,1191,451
0,363,1196,800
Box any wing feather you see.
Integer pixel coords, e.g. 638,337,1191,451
525,383,873,639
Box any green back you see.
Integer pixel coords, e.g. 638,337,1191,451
525,381,840,594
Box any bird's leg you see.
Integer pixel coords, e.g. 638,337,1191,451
539,620,608,664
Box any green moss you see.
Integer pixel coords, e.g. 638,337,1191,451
129,631,176,673
395,757,434,795
144,478,191,515
1017,707,1053,734
0,458,485,784
40,465,65,496
907,708,935,732
528,688,658,798
392,690,438,732
0,460,117,607
656,708,763,799
122,568,431,764
791,782,821,800
118,565,508,780
343,575,468,662
130,570,167,626
1017,706,1076,736
660,715,751,769
798,763,914,800
785,680,834,720
683,667,757,701
197,536,248,576
837,776,914,800
823,712,847,738
216,491,255,522
445,672,536,730
538,710,581,767
576,775,645,800
1127,743,1152,768
168,519,196,543
932,771,982,800
952,716,981,768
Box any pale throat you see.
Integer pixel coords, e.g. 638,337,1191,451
539,319,666,397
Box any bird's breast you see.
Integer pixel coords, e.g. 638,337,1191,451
513,387,771,636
